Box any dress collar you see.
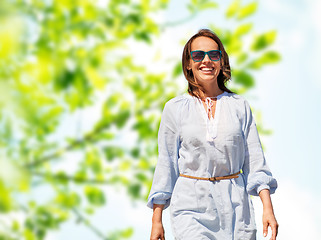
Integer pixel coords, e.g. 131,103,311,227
184,91,228,100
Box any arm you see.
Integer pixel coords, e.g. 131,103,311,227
241,99,278,237
148,101,181,239
147,101,180,210
242,100,277,196
150,204,165,240
259,189,278,240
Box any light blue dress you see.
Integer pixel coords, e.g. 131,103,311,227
147,92,277,240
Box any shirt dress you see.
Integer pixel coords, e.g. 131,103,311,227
147,92,277,240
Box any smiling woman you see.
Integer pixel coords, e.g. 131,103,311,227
147,29,278,240
187,37,222,98
182,29,232,100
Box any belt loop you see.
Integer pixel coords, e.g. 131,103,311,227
209,177,216,182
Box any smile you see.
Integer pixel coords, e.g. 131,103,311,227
199,67,214,72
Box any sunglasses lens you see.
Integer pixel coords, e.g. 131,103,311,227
209,51,221,61
192,51,205,61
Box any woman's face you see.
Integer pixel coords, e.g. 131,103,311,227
188,36,221,86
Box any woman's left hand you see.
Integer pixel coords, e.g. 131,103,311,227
259,189,278,240
262,208,278,240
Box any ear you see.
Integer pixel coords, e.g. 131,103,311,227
187,62,192,70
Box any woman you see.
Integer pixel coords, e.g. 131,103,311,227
147,29,278,240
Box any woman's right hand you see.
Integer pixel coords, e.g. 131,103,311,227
150,204,165,240
150,221,165,240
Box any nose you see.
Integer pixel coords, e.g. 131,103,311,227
203,53,211,62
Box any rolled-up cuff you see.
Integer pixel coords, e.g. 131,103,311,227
153,199,167,205
147,192,171,209
247,173,277,196
257,184,270,194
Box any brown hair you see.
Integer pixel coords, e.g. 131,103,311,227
182,29,233,98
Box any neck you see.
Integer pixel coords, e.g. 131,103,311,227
196,81,224,99
202,89,224,98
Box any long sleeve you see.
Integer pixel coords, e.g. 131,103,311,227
147,100,180,209
242,100,277,196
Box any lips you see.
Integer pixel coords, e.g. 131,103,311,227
200,67,214,71
199,67,214,73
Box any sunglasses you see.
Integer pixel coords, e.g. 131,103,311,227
191,50,222,62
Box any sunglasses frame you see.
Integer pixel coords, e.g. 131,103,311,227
190,50,222,62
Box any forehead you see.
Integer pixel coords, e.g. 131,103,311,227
191,36,219,51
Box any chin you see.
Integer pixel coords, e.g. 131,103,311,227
196,78,217,85
200,75,217,81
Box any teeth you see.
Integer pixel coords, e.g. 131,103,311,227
201,67,213,71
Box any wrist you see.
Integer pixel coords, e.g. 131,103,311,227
152,204,164,224
263,206,274,214
152,214,163,223
152,219,163,225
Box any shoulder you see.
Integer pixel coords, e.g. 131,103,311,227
160,95,192,126
161,94,193,123
224,93,254,121
166,94,193,104
164,94,193,109
224,92,251,109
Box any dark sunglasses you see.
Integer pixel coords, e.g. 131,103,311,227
191,50,222,62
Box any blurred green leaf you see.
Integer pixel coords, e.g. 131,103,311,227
187,0,217,13
85,149,103,174
233,70,255,87
226,0,240,18
237,2,258,20
120,160,131,171
172,62,182,78
12,220,20,231
24,229,36,240
74,171,88,183
107,227,134,239
248,51,281,69
55,171,69,185
234,23,253,37
104,146,124,162
55,192,81,208
0,181,12,212
121,228,134,238
84,186,106,206
254,111,273,136
138,159,151,170
115,109,131,128
236,53,249,64
85,207,95,215
251,31,277,51
199,2,218,10
130,148,140,158
135,173,148,182
128,183,141,198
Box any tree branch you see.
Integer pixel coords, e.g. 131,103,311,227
31,171,110,185
23,125,107,169
161,12,197,29
72,207,109,240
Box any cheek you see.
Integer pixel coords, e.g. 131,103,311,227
215,62,221,72
187,59,193,70
191,62,200,72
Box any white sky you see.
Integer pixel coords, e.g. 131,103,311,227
51,0,321,239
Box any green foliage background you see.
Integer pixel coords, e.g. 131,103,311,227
0,0,280,239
